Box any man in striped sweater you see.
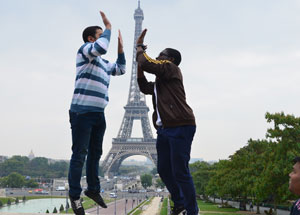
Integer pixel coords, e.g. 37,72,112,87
68,11,126,215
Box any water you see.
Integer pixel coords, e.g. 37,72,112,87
0,198,69,213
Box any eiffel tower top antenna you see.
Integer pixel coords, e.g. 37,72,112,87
125,0,145,106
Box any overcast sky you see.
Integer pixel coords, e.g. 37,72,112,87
0,0,300,162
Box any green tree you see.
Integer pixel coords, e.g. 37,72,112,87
119,165,148,176
156,178,165,189
7,199,11,205
190,161,215,198
0,156,70,178
46,209,49,213
22,196,26,202
151,167,157,175
0,200,3,207
141,174,152,189
15,197,19,204
0,156,29,177
257,112,300,212
206,159,233,204
2,172,26,188
25,179,38,188
240,139,272,214
204,112,300,212
53,207,58,213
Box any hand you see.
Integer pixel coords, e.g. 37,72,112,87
136,29,147,45
118,30,124,54
100,11,111,29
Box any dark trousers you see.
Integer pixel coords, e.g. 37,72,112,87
68,111,106,199
156,125,198,215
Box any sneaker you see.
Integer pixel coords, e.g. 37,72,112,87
69,196,85,215
84,190,107,208
171,205,186,215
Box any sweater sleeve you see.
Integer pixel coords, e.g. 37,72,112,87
79,29,111,63
106,53,126,76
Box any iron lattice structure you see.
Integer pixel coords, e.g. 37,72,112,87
102,1,157,177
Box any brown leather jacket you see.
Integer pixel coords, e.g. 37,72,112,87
136,51,196,129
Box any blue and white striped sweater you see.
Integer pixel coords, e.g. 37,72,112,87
70,29,126,113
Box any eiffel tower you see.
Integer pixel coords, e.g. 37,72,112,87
102,1,157,177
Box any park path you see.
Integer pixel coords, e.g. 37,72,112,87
141,197,161,215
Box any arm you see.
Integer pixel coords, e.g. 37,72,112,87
135,29,172,79
137,65,154,95
81,11,112,60
107,30,126,76
137,51,172,78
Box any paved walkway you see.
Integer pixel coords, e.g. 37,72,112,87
141,197,161,215
86,198,139,214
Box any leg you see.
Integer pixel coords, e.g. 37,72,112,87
167,126,198,215
156,127,184,207
86,112,106,192
68,111,92,199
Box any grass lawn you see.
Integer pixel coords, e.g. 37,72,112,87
132,209,143,215
160,197,168,215
197,200,239,212
0,197,15,205
128,197,153,215
201,213,244,215
198,200,245,215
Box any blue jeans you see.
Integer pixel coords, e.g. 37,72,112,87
156,125,198,215
68,111,106,199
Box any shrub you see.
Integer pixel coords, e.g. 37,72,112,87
53,207,58,213
221,202,234,208
59,204,64,212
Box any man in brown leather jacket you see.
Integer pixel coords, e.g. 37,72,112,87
136,29,199,215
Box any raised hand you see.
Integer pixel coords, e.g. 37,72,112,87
137,29,147,45
118,30,124,54
100,11,111,29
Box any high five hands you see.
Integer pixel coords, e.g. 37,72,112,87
100,11,123,53
100,11,111,30
136,29,147,50
118,30,124,54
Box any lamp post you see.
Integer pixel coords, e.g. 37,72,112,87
65,184,69,213
125,194,127,215
114,184,117,215
132,195,134,209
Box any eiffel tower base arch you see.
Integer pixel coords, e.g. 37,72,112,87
102,139,157,178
